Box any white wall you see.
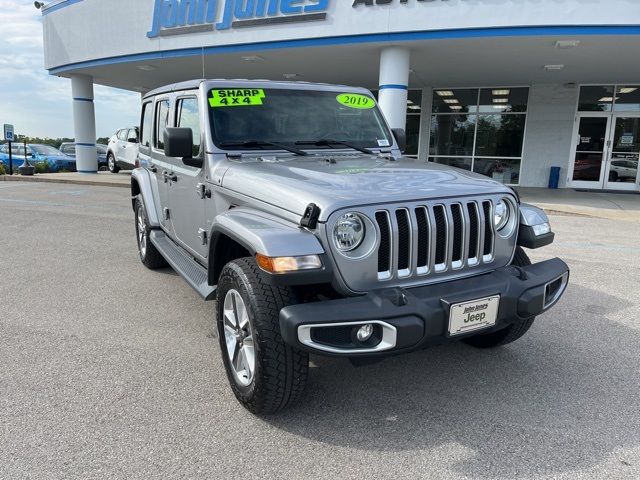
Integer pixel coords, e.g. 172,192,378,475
520,84,578,188
43,0,640,70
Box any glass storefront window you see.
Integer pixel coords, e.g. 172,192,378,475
578,86,615,112
614,86,640,112
432,89,479,113
474,114,526,157
429,87,529,185
429,157,472,171
478,87,529,113
473,158,521,184
405,90,422,157
429,114,476,156
405,115,421,156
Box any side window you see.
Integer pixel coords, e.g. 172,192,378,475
140,103,153,148
117,129,127,141
127,128,138,142
154,100,170,151
176,97,201,157
12,145,25,156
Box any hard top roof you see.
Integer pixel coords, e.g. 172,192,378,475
143,79,371,100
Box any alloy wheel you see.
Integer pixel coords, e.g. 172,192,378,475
137,209,147,257
222,289,256,387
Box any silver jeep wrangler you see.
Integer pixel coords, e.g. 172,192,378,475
131,79,569,414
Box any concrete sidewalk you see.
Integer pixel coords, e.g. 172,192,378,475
516,187,640,223
2,172,638,222
1,171,130,188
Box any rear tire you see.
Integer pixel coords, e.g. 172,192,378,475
216,258,309,414
134,197,167,269
108,153,120,174
462,247,536,348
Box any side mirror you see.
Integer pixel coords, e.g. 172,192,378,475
164,127,203,168
392,128,407,153
128,137,138,143
183,156,203,168
164,127,193,158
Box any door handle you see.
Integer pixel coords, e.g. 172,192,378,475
163,171,178,183
196,183,211,199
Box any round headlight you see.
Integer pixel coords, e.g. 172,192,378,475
494,199,510,231
333,213,365,252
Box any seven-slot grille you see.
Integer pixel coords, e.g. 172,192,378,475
374,200,495,280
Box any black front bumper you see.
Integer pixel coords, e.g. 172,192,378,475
280,258,569,357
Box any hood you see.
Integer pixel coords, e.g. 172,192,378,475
220,154,513,220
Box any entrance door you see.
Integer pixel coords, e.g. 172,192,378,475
570,115,612,189
570,114,640,190
603,116,640,190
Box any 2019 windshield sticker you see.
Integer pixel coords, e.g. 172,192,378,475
336,93,375,109
209,89,266,107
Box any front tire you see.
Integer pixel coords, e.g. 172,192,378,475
216,258,309,414
108,153,120,174
134,197,167,269
462,247,536,348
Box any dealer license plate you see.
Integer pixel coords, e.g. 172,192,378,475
448,295,500,336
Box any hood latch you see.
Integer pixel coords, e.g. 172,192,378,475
300,203,321,229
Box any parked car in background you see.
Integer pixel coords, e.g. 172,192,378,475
59,143,109,170
107,127,139,173
0,144,76,173
609,158,638,182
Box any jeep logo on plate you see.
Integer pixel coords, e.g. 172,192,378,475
449,296,500,336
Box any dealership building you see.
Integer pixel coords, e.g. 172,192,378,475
41,0,640,191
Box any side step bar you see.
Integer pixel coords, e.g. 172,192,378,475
149,230,216,301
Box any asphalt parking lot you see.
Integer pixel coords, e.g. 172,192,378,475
1,182,639,480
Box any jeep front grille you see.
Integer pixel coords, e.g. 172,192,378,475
374,200,496,281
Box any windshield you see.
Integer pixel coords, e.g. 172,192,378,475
31,145,63,156
209,88,393,152
96,144,108,154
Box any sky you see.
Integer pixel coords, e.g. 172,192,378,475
0,0,139,139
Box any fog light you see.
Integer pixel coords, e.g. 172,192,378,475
356,324,374,342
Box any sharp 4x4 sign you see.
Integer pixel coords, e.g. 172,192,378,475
3,124,14,142
147,0,330,38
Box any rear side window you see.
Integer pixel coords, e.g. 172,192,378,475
127,128,138,142
117,129,127,141
140,103,153,148
154,100,170,151
176,97,201,157
12,145,26,156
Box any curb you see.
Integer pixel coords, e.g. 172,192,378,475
530,202,640,223
0,174,130,189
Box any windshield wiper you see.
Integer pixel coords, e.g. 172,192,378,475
294,139,375,155
219,140,307,156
